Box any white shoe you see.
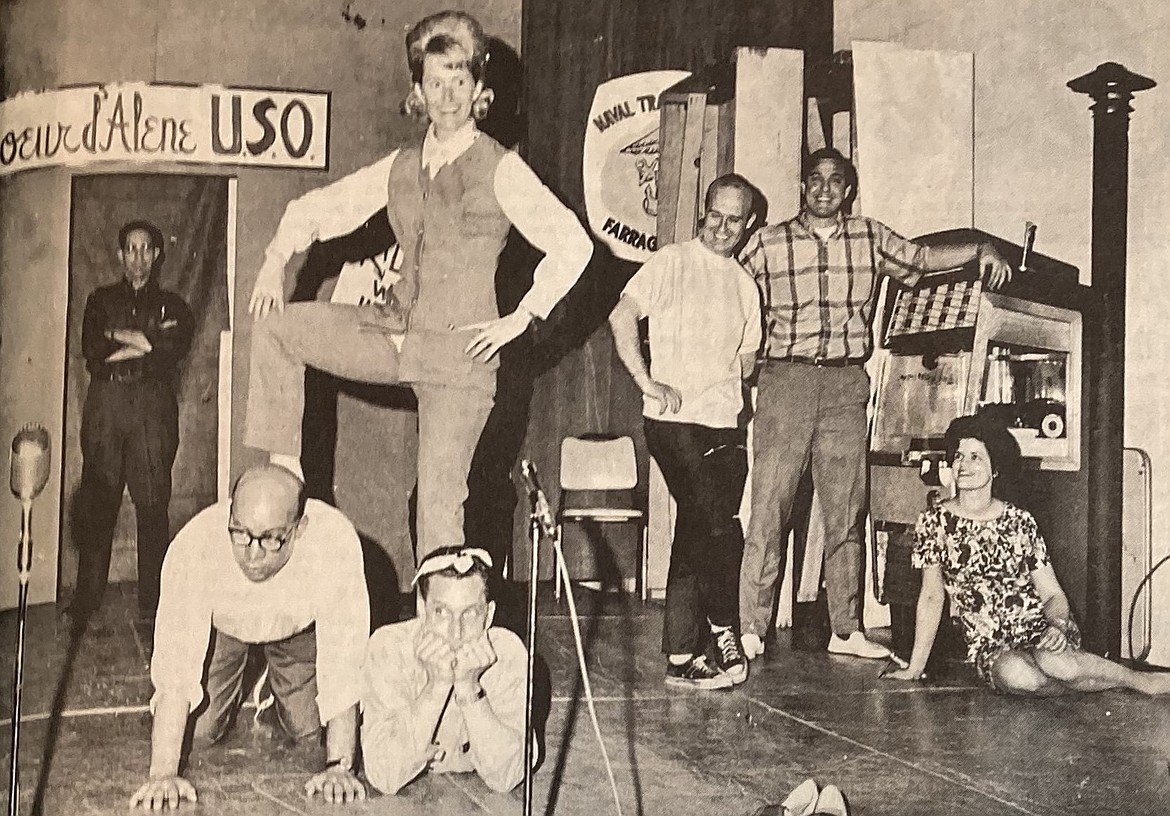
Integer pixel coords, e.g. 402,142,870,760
741,632,765,660
813,784,849,816
826,631,891,660
780,777,819,816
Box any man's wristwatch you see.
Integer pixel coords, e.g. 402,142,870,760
456,684,487,705
323,755,353,773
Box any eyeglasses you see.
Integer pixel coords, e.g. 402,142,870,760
227,521,297,552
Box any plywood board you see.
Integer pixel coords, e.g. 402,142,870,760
733,47,804,224
852,40,974,234
674,91,708,241
657,99,686,245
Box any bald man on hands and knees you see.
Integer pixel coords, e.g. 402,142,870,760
130,465,370,810
360,547,530,795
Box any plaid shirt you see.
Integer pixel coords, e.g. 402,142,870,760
741,213,930,361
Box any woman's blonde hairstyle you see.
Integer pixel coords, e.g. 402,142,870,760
401,10,493,121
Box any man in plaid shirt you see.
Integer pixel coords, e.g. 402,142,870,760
738,147,1012,663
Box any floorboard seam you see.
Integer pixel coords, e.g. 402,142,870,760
251,783,311,815
746,696,1049,816
446,774,499,812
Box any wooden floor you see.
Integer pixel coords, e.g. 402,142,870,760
3,583,1170,815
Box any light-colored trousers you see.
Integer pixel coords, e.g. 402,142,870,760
739,360,869,638
244,303,494,560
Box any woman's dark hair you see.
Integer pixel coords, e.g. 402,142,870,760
944,413,1022,500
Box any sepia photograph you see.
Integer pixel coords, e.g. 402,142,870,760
1,1,1168,814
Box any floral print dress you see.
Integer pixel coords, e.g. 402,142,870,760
912,502,1079,682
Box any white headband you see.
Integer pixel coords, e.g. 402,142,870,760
412,547,493,586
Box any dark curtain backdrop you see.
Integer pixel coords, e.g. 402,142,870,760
61,174,229,594
512,0,833,578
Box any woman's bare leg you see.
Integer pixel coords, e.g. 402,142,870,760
1032,647,1170,695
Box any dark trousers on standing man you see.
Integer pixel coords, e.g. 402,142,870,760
73,377,178,621
644,419,748,657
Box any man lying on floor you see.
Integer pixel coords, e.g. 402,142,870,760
360,546,530,794
130,464,370,810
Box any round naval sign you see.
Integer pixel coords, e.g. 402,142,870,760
583,70,690,263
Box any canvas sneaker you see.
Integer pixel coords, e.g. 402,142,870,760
665,654,733,690
712,628,748,684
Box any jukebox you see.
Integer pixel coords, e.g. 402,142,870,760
870,227,1097,665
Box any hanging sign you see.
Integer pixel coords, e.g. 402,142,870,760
0,82,329,176
582,70,689,263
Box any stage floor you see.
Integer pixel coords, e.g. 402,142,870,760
3,583,1169,815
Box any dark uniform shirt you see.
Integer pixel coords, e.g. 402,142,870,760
81,278,194,381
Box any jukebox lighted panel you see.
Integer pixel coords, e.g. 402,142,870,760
869,228,1096,662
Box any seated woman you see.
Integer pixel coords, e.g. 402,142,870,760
884,414,1170,696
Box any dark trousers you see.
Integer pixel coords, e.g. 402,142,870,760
74,378,178,621
645,419,748,656
193,626,321,743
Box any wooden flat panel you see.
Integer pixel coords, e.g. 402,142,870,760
699,100,722,213
674,90,708,241
715,98,736,177
807,96,828,151
657,100,686,245
852,40,974,232
734,47,804,223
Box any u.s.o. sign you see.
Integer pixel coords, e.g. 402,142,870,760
0,82,330,176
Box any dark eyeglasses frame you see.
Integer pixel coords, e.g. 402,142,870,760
227,521,297,552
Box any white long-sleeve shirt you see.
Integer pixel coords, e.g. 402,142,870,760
150,499,370,726
261,123,592,320
360,618,529,794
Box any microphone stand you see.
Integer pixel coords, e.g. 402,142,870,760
520,461,554,816
8,425,49,816
9,496,35,816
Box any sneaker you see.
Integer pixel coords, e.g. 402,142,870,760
826,631,892,660
665,655,734,690
712,629,748,684
741,632,765,661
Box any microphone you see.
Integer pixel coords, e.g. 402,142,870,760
519,459,556,539
10,425,50,503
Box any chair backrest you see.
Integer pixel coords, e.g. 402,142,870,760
560,436,638,491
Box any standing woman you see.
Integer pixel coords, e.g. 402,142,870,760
884,414,1170,695
244,10,592,560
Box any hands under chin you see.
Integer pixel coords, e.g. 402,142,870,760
454,632,498,689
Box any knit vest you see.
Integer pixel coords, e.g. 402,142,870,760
386,133,511,391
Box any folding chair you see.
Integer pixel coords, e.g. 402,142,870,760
553,435,648,602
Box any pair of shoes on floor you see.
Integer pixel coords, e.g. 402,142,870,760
665,654,733,690
826,630,891,660
742,632,765,660
712,628,748,685
780,778,849,816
